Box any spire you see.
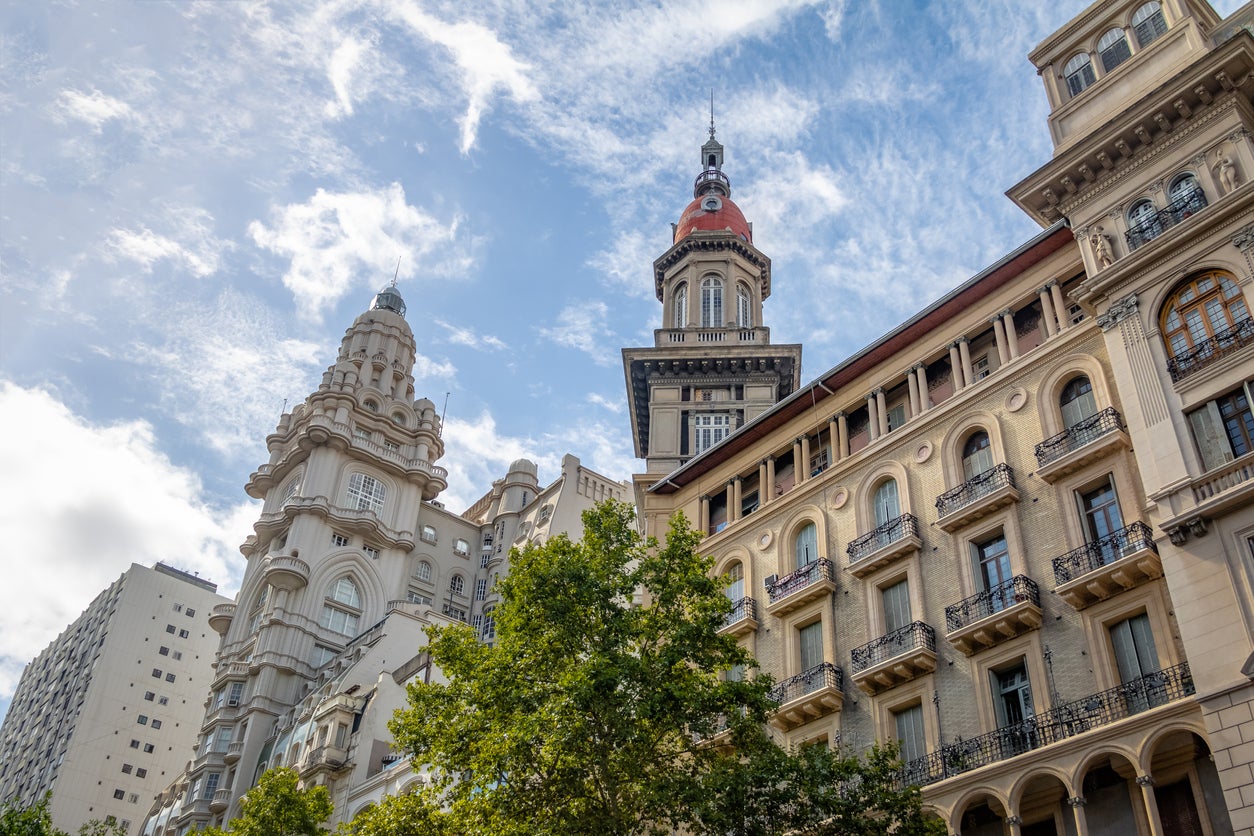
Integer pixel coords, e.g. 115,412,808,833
696,94,729,199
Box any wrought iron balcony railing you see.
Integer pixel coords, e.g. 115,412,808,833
935,464,1015,518
851,621,936,673
1165,316,1254,382
898,663,1194,787
1052,522,1157,584
723,596,757,629
693,168,731,193
1035,407,1125,467
846,514,920,564
1125,189,1207,251
768,662,844,705
945,575,1040,632
766,559,836,603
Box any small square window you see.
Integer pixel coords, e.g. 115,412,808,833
185,608,195,617
178,629,189,639
143,692,155,702
173,604,183,613
165,625,176,634
152,669,162,678
129,793,139,804
158,696,168,706
137,715,148,725
165,673,176,683
136,768,147,779
113,789,125,800
332,533,349,547
173,651,182,661
159,646,169,656
121,764,133,774
143,744,154,753
363,546,379,560
129,740,140,749
151,719,162,729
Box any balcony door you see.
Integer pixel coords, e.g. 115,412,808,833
795,522,818,569
1059,376,1097,430
974,533,1013,612
992,661,1035,756
1079,477,1124,565
873,479,900,526
1110,613,1163,713
882,579,912,635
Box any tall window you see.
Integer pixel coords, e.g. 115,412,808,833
974,533,1012,610
415,560,432,582
1132,1,1167,47
1064,53,1095,96
674,282,688,327
1111,613,1162,711
873,478,900,526
1079,477,1124,544
346,472,386,514
1169,172,1201,202
736,283,752,328
1161,271,1249,361
799,621,824,672
701,277,724,327
894,703,926,763
1060,376,1097,429
795,522,819,569
881,579,911,634
321,577,361,637
1188,385,1254,474
1098,28,1131,72
991,661,1034,728
961,431,994,480
725,562,744,601
449,575,465,596
693,413,731,453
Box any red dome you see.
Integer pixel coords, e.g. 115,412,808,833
674,194,752,244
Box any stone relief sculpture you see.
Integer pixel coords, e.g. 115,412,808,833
1089,226,1114,269
1214,150,1241,194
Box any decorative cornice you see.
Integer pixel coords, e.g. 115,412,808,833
1097,293,1139,330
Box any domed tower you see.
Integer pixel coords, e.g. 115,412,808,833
623,127,802,479
188,283,451,827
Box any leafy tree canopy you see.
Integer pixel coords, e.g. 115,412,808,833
194,768,331,836
0,795,128,836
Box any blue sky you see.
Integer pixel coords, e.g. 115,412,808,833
2,0,1243,718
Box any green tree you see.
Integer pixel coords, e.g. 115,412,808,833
1,794,65,836
195,768,331,836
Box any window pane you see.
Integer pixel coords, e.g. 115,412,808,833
894,704,926,763
799,622,823,670
795,523,818,568
873,479,900,525
881,580,911,634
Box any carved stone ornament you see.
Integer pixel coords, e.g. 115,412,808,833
1097,294,1139,331
1168,526,1188,546
1233,224,1254,251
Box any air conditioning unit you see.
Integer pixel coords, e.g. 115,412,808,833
764,574,777,588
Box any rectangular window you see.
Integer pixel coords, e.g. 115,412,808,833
151,669,162,678
332,533,349,547
973,533,1013,605
347,472,386,514
165,673,175,683
143,744,154,753
972,355,991,381
320,605,360,637
178,629,188,639
454,539,470,556
173,651,182,661
693,413,731,454
799,621,824,672
172,604,183,613
214,727,232,751
129,740,140,749
363,546,379,560
886,403,907,430
165,624,176,634
144,692,155,702
881,580,912,634
136,768,147,779
990,660,1034,729
442,604,467,622
311,644,337,668
406,590,432,606
809,448,830,476
1110,613,1160,684
114,789,125,800
158,696,168,706
185,608,195,617
421,526,437,544
471,614,484,631
128,794,139,804
151,719,162,729
159,646,169,656
475,579,488,601
1077,476,1124,552
893,703,926,763
121,764,133,774
354,428,371,440
137,715,148,726
384,440,400,451
1187,383,1254,471
480,553,491,568
227,682,244,705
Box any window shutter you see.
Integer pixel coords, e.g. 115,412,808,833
882,580,912,633
799,622,823,671
894,704,926,763
1189,401,1234,472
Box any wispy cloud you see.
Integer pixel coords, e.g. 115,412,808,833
436,319,508,351
104,206,230,279
586,393,623,413
538,302,615,366
53,88,135,132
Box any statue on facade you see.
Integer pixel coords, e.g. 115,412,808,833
1089,226,1114,269
1214,151,1240,194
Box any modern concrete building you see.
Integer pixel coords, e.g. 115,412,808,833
0,563,229,836
140,285,628,835
628,1,1254,833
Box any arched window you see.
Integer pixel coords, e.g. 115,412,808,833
1060,376,1098,428
346,472,386,514
736,283,752,328
1132,1,1167,47
449,575,465,596
701,277,724,327
1098,27,1131,72
281,473,301,504
725,562,745,601
1064,53,1095,96
962,431,994,480
1127,198,1161,246
794,522,818,569
1161,271,1250,361
246,584,271,634
1169,173,1200,200
1168,173,1206,216
674,282,688,327
415,560,432,582
321,577,361,637
873,479,900,526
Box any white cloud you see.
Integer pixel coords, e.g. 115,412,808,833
384,0,540,154
435,319,508,351
248,183,469,320
325,35,370,118
538,301,615,366
586,393,623,413
0,382,252,702
105,206,229,279
53,88,135,132
589,230,659,300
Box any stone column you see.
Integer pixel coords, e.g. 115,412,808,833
1040,286,1058,338
907,369,921,418
875,389,889,436
765,457,776,502
836,413,849,460
700,496,710,533
915,365,930,412
1050,282,1069,331
1136,776,1166,836
724,483,735,526
948,343,965,390
1068,796,1090,836
1003,311,1020,359
827,416,841,461
799,436,812,480
992,316,1009,365
866,393,880,441
758,460,769,502
730,479,742,522
957,339,974,388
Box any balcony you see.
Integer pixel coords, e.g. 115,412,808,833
1053,522,1162,610
945,576,1042,656
719,596,759,638
300,744,349,776
209,788,230,814
1165,316,1254,382
764,560,837,616
656,326,769,345
768,663,844,730
1125,189,1207,252
850,622,937,696
845,514,922,578
898,663,1194,787
934,464,1019,532
1034,408,1130,483
261,554,310,591
208,603,236,636
223,740,243,764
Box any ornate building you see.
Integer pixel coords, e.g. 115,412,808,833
630,1,1254,833
140,287,627,835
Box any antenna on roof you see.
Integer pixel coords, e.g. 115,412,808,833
709,89,716,139
441,391,450,425
392,256,401,287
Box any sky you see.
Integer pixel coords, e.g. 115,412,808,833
2,0,1244,721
